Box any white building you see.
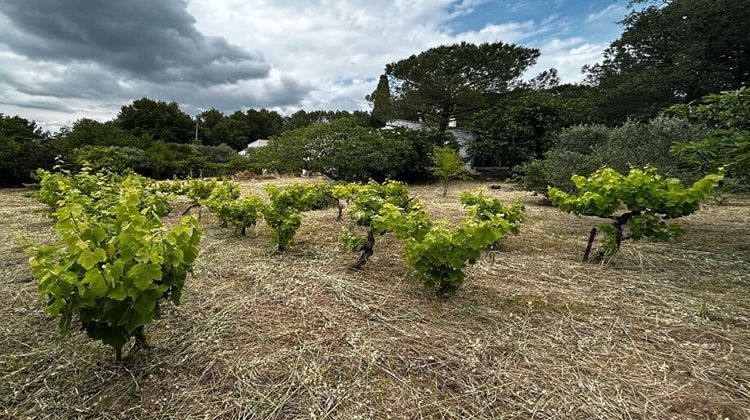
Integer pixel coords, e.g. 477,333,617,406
384,118,476,169
239,139,269,156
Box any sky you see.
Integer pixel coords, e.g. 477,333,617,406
0,0,628,131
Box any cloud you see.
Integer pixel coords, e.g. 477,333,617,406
0,0,271,85
585,4,626,23
0,0,311,129
0,0,621,129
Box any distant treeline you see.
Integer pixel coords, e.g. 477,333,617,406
2,0,748,187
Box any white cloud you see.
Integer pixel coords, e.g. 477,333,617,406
187,0,610,112
585,4,626,23
0,0,620,129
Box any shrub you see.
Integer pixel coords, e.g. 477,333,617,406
214,196,265,235
261,183,323,250
338,180,428,268
250,119,454,181
401,217,512,296
515,118,707,195
460,190,525,234
548,166,722,261
26,177,202,360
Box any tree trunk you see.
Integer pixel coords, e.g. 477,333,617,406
134,328,150,350
438,103,453,132
582,227,598,262
182,203,201,216
351,229,375,269
337,200,344,221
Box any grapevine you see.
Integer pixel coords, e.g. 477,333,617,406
548,166,723,261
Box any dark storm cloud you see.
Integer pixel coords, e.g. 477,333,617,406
0,0,312,121
0,0,271,85
0,97,75,113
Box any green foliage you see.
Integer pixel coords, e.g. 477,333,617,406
206,109,282,151
366,74,393,127
116,98,194,143
584,0,750,123
467,87,600,168
34,166,172,219
73,146,138,174
344,180,413,230
261,183,329,250
26,170,202,357
281,109,371,131
667,88,750,191
516,117,707,195
430,146,469,196
184,179,220,203
212,195,265,235
401,216,512,296
0,113,53,186
251,119,448,181
548,166,722,258
386,41,540,130
460,190,525,234
368,187,522,296
339,228,367,251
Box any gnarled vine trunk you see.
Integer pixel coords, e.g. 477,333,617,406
351,229,375,269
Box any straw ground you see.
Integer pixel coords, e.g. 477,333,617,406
1,178,748,418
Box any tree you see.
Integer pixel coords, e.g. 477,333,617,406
366,74,393,127
210,111,260,151
246,108,283,139
385,42,539,131
281,109,371,131
430,146,468,196
467,87,596,168
585,0,750,123
116,98,194,143
668,88,750,191
252,119,453,181
196,109,225,145
56,119,146,149
0,114,52,186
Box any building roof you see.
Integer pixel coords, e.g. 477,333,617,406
247,139,269,148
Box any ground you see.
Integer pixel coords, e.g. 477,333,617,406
1,178,749,419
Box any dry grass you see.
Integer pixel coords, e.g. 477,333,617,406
1,178,749,419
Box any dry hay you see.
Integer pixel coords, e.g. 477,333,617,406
1,180,748,419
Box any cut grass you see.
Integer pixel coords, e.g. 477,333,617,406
1,179,749,418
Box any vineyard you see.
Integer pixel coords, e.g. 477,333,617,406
1,174,749,418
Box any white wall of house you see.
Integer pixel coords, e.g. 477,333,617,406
384,119,476,170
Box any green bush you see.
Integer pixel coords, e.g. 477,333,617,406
667,88,750,192
249,119,454,181
516,117,707,194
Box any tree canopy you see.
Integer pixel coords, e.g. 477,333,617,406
585,0,750,123
385,41,540,130
116,98,195,143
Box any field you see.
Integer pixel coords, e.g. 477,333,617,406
1,178,749,419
